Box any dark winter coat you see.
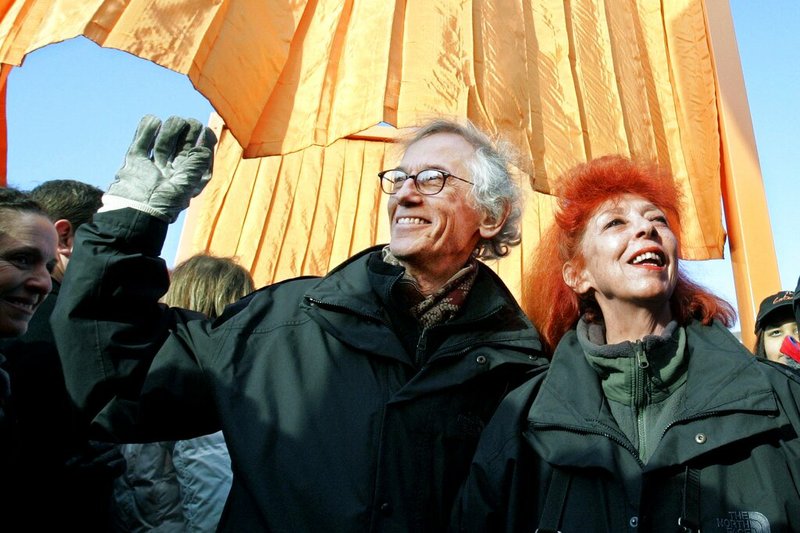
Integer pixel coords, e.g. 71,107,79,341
453,320,800,532
0,279,122,531
52,209,547,532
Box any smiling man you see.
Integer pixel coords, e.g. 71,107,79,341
52,115,546,531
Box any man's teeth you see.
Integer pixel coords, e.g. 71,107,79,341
397,217,427,225
631,251,663,266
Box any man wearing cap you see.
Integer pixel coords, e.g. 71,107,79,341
753,290,800,368
52,115,547,531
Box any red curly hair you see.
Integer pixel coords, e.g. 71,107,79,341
523,155,736,354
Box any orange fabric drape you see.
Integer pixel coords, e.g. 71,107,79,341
180,121,398,288
0,0,726,260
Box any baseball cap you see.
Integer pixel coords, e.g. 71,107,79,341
755,290,795,333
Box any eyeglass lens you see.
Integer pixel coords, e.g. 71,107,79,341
380,170,446,195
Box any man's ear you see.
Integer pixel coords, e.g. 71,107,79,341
478,203,511,240
562,259,592,295
53,219,75,257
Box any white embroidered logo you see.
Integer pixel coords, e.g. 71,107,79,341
715,511,770,532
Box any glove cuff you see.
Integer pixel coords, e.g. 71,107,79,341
99,194,171,222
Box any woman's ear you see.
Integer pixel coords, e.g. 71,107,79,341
562,259,592,295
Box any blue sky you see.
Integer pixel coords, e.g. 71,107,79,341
4,1,797,330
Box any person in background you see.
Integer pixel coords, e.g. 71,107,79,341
30,179,104,283
52,115,547,531
0,188,55,338
752,290,800,368
0,187,59,528
2,179,123,531
795,286,800,359
453,156,800,532
113,253,254,533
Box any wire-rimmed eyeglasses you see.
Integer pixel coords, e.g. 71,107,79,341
377,168,474,195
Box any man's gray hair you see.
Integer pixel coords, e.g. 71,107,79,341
402,119,523,260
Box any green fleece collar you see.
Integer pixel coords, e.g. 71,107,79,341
577,318,687,405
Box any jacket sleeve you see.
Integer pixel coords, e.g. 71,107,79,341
450,378,542,533
52,209,221,442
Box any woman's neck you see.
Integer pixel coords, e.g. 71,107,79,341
599,300,673,344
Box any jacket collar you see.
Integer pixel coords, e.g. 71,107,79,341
578,319,687,405
525,320,783,471
302,245,542,364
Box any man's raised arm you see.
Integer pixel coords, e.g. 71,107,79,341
51,115,218,442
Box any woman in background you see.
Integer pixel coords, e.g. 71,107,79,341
0,188,56,339
752,290,799,368
453,156,800,532
113,253,254,533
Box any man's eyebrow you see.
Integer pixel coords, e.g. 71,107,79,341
397,164,448,172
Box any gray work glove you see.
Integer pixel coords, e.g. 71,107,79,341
101,115,217,223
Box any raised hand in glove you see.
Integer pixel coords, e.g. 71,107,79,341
102,115,217,223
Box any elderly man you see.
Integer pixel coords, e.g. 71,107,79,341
53,115,546,531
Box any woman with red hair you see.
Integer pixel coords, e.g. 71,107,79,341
525,155,735,353
453,156,800,532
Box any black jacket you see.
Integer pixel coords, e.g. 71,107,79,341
53,209,547,532
0,279,123,531
454,320,800,532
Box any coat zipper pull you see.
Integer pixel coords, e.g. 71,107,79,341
636,341,650,369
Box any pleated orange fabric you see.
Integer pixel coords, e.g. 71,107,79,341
1,0,726,259
178,119,397,288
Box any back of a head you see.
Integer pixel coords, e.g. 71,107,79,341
523,155,734,353
29,179,103,229
163,254,255,318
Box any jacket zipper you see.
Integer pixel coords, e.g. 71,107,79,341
305,296,386,324
415,328,428,367
634,340,650,460
532,422,645,468
660,410,724,439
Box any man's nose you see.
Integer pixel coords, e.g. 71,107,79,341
394,177,421,202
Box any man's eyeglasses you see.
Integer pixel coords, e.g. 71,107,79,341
377,169,474,195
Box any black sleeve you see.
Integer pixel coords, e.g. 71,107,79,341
52,208,221,442
450,377,542,533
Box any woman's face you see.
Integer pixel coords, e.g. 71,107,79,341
566,194,679,316
0,211,57,337
762,317,799,364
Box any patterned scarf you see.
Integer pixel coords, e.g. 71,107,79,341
382,246,478,328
